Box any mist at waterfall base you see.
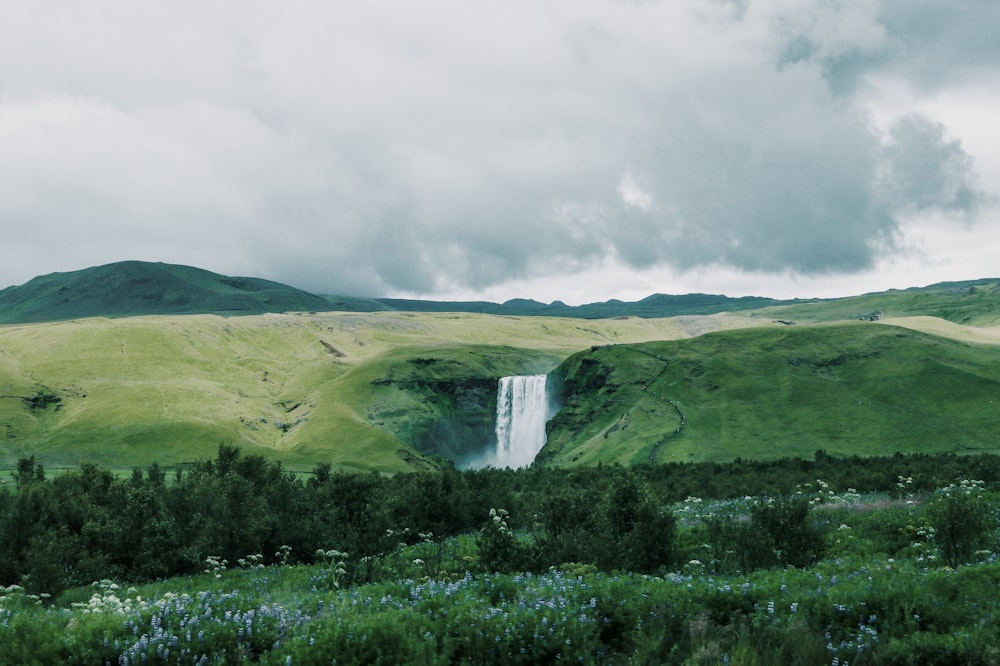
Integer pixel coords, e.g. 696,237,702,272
464,375,553,469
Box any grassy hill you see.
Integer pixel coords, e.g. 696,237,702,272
758,278,1000,327
0,311,695,472
5,308,999,473
3,261,1000,473
3,260,999,326
0,261,339,324
542,322,1000,466
1,260,795,324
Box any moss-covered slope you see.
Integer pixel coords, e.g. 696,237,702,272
0,311,687,471
542,322,1000,466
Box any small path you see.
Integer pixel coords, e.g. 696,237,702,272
624,347,687,462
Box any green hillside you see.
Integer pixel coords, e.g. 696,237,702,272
0,311,691,472
0,261,337,324
758,278,1000,326
3,260,999,326
3,261,1000,473
542,322,1000,466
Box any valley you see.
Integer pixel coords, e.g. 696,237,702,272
2,261,1000,474
0,310,707,471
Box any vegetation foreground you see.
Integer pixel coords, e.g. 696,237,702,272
2,448,1000,664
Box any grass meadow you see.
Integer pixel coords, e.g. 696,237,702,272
5,310,1000,474
544,322,1000,466
0,310,752,472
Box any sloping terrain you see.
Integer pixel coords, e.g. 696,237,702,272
0,311,694,471
3,260,999,325
0,261,339,324
3,261,1000,473
542,322,1000,466
758,278,1000,327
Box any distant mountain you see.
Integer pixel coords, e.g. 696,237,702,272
0,260,796,324
373,293,790,318
2,260,999,326
0,261,338,324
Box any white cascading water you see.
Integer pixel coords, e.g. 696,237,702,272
492,374,549,468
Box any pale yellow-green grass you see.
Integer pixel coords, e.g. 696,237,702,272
877,316,1000,344
4,310,997,473
0,310,723,472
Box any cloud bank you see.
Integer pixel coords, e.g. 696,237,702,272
0,0,996,300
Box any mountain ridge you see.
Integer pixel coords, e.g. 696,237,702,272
2,260,1000,472
0,261,337,324
0,260,800,324
3,259,1000,329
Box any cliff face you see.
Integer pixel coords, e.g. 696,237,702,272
366,350,560,465
410,378,499,462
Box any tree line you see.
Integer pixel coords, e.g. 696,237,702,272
1,445,997,596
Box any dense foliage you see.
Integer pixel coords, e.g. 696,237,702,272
2,446,999,597
1,448,999,663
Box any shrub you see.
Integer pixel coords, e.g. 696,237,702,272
751,495,825,568
476,508,533,573
598,471,676,573
925,480,996,567
705,496,824,573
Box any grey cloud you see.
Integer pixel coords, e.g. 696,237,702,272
0,1,995,296
772,0,1000,95
881,115,987,215
772,0,891,95
878,0,1000,89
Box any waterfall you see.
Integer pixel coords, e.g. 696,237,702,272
492,374,548,468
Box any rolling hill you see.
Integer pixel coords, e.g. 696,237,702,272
0,310,696,472
0,261,345,324
3,260,999,325
543,322,1000,466
0,260,798,324
757,278,1000,327
3,260,1000,473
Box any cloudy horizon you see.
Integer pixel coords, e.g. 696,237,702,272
2,1,998,305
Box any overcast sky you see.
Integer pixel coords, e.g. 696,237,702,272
2,1,998,304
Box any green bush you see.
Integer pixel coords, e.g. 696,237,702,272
751,495,825,568
598,471,677,573
926,480,996,567
705,495,824,573
476,508,534,573
876,628,1000,666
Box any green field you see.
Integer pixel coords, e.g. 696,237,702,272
3,274,1000,472
3,471,999,664
544,321,1000,466
759,278,1000,327
0,311,700,472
